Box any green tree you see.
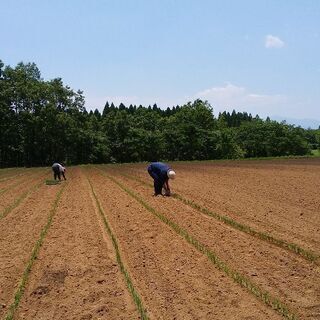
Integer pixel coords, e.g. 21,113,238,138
163,100,217,160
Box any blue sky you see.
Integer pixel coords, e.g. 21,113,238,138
1,0,319,127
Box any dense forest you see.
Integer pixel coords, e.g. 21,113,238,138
0,60,319,167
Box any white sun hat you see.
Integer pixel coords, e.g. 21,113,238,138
167,170,176,179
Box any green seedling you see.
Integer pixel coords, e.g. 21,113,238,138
0,180,44,221
86,174,149,320
109,168,319,265
45,180,60,185
98,168,299,320
4,183,67,320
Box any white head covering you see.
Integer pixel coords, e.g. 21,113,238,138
167,170,176,179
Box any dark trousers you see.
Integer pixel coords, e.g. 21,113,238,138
148,168,164,195
153,178,164,195
52,167,61,180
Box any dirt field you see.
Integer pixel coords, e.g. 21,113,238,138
0,158,319,319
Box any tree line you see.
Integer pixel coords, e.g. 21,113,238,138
0,60,319,167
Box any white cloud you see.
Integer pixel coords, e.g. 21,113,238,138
195,83,287,116
83,85,319,123
265,35,285,48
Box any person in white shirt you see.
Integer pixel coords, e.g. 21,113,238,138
51,162,66,181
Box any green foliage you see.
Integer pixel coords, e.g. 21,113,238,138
0,59,314,167
311,149,320,156
235,120,310,158
306,128,320,151
45,180,61,185
163,100,216,160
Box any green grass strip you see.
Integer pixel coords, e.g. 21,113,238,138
99,170,299,320
0,184,19,196
173,194,320,264
109,169,319,265
86,175,149,320
45,180,61,185
0,168,16,175
0,168,36,182
0,176,34,196
4,182,67,320
0,179,44,221
0,173,23,182
0,172,24,182
162,154,319,164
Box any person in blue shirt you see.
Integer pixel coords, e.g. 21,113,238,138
147,162,176,196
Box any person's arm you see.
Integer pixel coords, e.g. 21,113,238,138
163,180,171,196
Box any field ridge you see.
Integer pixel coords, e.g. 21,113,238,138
86,174,149,320
4,182,67,320
111,168,319,265
98,168,299,320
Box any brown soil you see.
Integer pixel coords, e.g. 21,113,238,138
0,176,60,318
1,159,319,319
108,168,320,319
0,168,29,181
87,167,282,320
121,159,320,253
0,169,49,216
15,167,139,320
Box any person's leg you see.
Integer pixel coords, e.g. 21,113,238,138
148,168,161,195
154,179,163,195
155,178,166,195
53,167,59,180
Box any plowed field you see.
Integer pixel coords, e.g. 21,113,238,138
0,158,319,320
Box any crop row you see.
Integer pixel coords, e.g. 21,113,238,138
1,166,311,319
86,174,149,320
110,167,319,265
95,167,299,320
1,170,146,320
0,172,49,221
3,183,67,320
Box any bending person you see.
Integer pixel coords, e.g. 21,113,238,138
52,162,67,181
147,162,176,196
